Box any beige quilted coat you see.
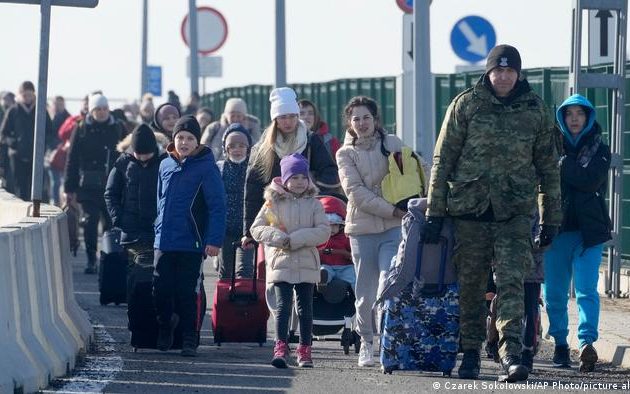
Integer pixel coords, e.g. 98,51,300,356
336,132,404,236
250,178,330,284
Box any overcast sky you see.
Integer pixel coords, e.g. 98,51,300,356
0,0,618,112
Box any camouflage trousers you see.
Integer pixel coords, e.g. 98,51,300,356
453,215,532,357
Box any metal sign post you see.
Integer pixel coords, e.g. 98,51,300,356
570,0,628,298
275,0,287,88
413,0,434,157
140,0,148,97
188,0,199,96
181,5,228,96
0,0,99,217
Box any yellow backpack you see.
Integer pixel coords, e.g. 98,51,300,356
381,146,427,210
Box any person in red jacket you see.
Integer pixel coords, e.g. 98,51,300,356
317,196,355,290
298,99,340,162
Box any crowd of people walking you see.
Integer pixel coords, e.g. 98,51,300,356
0,43,611,381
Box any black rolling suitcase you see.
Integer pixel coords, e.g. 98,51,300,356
127,262,207,351
98,229,128,305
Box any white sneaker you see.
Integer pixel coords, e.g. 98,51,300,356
357,341,375,367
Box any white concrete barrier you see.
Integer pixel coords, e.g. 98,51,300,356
0,189,93,394
0,229,44,394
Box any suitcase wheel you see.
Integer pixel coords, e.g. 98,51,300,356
382,366,393,375
258,330,267,346
133,347,138,353
443,370,452,377
213,328,221,345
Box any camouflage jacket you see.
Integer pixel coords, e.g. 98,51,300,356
426,77,561,225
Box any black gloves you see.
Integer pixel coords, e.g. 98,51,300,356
535,225,558,248
421,216,444,244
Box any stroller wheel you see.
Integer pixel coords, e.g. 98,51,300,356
341,328,351,354
353,332,361,354
288,330,299,344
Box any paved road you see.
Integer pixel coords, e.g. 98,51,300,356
42,249,629,393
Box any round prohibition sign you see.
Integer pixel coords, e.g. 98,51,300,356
181,6,228,56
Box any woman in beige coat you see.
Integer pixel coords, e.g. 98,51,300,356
251,153,330,369
336,96,424,367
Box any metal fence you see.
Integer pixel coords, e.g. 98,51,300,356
200,77,397,139
201,65,630,263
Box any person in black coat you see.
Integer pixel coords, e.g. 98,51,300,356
215,123,254,279
542,94,612,373
242,87,340,246
0,81,54,199
64,93,125,273
104,124,164,267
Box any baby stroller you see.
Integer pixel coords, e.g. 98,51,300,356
288,194,360,354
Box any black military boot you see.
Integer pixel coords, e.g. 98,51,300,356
521,348,534,373
156,314,179,351
500,354,529,382
485,341,500,363
553,344,571,368
84,251,97,274
458,349,481,379
181,332,199,357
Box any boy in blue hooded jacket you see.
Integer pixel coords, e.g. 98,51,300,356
153,115,226,357
543,94,611,373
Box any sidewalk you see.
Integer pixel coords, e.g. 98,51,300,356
540,295,630,369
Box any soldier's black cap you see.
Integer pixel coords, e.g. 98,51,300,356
485,45,522,75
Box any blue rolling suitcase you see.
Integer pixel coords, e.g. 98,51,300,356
380,237,459,376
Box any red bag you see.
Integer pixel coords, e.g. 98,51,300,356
49,141,69,171
212,242,269,345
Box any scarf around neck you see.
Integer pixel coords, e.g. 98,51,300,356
19,102,34,113
576,133,602,168
356,132,378,148
273,121,308,159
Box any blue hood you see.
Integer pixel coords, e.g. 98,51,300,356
556,94,596,147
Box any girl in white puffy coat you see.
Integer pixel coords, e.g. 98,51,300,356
251,153,330,369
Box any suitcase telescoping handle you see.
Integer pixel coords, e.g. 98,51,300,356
229,241,259,302
416,236,449,297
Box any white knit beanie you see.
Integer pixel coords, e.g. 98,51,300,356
88,93,109,113
269,87,299,120
223,97,247,115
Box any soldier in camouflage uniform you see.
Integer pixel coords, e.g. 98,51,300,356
422,45,561,382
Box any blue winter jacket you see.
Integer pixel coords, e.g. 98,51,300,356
154,144,227,252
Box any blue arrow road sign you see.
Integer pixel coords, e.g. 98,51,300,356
450,15,496,63
147,65,162,97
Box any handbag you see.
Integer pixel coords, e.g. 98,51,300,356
49,141,69,171
102,228,124,255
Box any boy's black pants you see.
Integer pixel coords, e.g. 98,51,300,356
153,250,203,334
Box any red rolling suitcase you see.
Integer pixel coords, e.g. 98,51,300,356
212,241,269,345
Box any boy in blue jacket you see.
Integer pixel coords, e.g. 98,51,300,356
154,115,226,357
